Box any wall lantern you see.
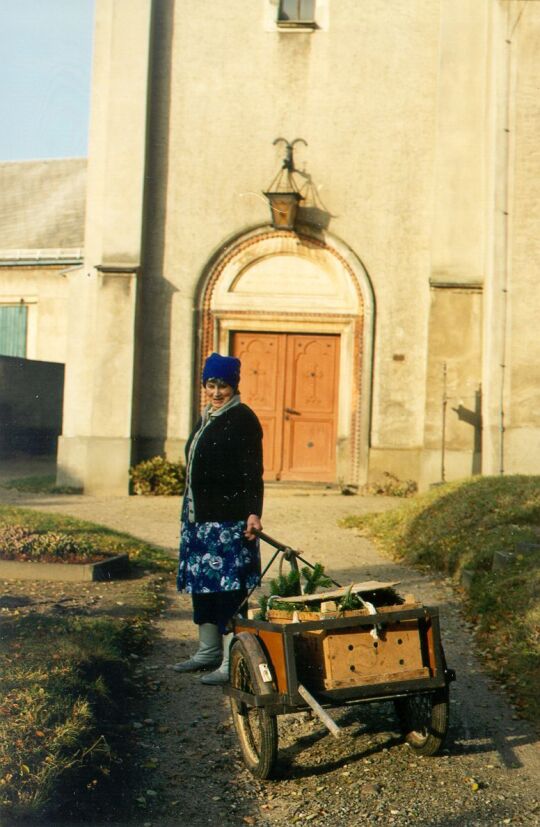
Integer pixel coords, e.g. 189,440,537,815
264,137,307,230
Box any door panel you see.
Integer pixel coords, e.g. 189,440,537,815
231,332,285,477
285,420,336,475
232,331,339,482
289,336,337,414
282,335,339,480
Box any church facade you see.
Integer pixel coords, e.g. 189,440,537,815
54,0,540,493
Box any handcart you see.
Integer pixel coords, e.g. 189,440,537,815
223,531,456,779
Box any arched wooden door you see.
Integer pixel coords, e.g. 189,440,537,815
232,332,340,482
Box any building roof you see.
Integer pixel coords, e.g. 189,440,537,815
0,158,86,257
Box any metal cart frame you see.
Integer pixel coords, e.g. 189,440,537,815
223,532,456,778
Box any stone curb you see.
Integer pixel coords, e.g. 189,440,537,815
0,553,130,582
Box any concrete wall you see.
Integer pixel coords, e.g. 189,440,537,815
0,355,64,456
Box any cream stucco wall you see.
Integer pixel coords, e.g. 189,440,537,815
482,1,540,476
421,286,483,487
136,0,442,484
430,0,490,286
55,0,540,492
502,1,540,473
0,265,69,364
57,0,151,494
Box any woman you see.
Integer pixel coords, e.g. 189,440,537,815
173,352,264,685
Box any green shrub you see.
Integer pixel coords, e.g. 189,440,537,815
360,471,417,498
129,456,185,496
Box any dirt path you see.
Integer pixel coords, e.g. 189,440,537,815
2,481,539,826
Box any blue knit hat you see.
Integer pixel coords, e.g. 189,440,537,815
202,352,241,388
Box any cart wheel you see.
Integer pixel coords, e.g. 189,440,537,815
229,634,278,779
394,686,449,756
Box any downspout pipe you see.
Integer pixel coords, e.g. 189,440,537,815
498,23,510,476
498,3,527,475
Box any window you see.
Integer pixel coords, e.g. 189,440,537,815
278,0,316,24
0,304,28,357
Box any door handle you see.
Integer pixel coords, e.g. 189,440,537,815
284,407,301,416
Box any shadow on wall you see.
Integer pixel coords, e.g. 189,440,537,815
131,0,177,464
296,166,336,231
0,355,64,457
452,385,482,475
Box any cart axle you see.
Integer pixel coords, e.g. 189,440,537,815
297,683,341,738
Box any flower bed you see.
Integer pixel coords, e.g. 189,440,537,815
0,525,112,565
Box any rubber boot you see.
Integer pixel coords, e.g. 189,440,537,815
200,633,234,685
170,623,222,672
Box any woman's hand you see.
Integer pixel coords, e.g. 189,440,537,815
244,514,262,540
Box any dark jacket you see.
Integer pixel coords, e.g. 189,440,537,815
185,403,264,523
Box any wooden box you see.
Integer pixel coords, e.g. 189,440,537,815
295,614,430,690
260,582,431,691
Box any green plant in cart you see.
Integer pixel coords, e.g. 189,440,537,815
301,563,333,594
257,564,333,619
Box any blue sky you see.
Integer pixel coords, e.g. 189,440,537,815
0,0,94,162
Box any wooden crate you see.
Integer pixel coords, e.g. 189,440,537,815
295,617,429,690
267,600,422,624
267,608,322,623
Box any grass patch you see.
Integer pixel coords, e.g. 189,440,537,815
0,505,176,574
341,475,540,726
0,506,176,821
0,584,165,823
3,475,82,495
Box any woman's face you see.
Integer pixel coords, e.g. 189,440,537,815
205,379,235,410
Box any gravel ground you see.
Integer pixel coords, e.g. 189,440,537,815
1,470,539,827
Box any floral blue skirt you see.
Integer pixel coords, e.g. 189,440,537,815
176,501,261,594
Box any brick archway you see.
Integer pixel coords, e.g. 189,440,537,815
197,227,374,485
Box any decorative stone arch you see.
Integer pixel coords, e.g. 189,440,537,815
196,225,374,485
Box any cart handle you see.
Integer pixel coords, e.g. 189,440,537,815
230,529,341,622
255,530,342,588
255,531,377,630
